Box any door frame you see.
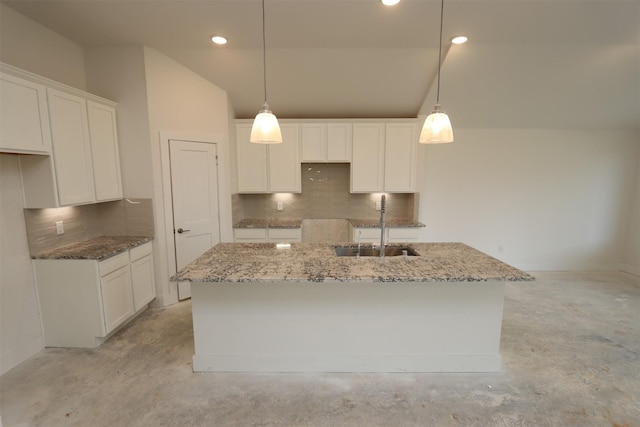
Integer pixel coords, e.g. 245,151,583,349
159,131,233,284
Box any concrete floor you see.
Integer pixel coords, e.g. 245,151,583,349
1,271,639,427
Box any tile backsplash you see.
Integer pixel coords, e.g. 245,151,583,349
234,163,416,222
24,198,154,256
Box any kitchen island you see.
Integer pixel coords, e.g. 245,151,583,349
172,242,533,373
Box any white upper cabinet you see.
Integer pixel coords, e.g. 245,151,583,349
301,123,352,162
236,124,268,193
351,122,417,193
0,72,52,155
87,101,123,201
268,124,300,192
47,88,96,206
351,123,385,192
3,64,124,208
236,123,301,193
20,93,122,208
384,123,417,192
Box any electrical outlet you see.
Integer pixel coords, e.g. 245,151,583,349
375,201,381,211
498,245,504,254
277,201,283,211
55,221,64,235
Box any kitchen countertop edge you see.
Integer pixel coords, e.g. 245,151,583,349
32,236,153,261
172,242,534,284
233,218,425,229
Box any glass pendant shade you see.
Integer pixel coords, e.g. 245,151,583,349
419,104,453,144
250,103,282,144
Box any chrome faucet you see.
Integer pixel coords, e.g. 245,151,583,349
357,230,362,257
380,195,386,257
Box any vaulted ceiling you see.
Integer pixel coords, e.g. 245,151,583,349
3,0,639,129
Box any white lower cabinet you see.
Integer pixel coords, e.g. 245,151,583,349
130,242,156,312
34,242,155,348
234,228,302,243
100,256,135,334
350,226,421,243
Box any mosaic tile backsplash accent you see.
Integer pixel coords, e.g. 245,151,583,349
235,163,415,222
24,198,154,256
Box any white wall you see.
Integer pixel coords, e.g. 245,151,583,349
0,4,86,90
142,47,233,306
0,156,45,375
624,142,640,275
0,4,88,374
417,129,639,272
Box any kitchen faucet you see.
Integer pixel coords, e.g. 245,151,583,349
380,195,386,257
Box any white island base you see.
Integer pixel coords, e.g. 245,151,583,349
191,280,506,373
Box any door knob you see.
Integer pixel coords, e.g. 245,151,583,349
177,228,191,234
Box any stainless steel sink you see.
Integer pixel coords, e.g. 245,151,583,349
334,246,418,257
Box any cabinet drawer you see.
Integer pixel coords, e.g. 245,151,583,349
98,251,129,277
388,228,421,241
234,228,268,239
268,228,301,240
129,241,152,262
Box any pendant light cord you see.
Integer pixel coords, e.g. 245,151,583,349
436,0,444,104
261,0,268,105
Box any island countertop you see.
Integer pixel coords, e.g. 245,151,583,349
172,242,533,283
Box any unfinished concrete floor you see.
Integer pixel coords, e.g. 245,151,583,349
1,271,639,427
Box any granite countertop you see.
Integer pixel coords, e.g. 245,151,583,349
348,218,425,228
234,218,303,229
234,218,424,229
172,242,534,283
33,236,153,261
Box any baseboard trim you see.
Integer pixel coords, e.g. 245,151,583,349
0,334,45,376
192,353,502,373
621,264,640,277
511,261,628,272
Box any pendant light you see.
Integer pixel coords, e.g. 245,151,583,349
419,0,453,144
250,0,282,144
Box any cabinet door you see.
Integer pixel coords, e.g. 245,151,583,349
47,88,96,205
0,73,52,154
236,124,268,193
351,123,385,192
326,123,352,162
87,101,123,201
301,123,326,162
131,254,156,312
268,124,300,192
384,123,417,192
100,266,134,334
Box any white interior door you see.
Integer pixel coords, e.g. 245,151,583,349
170,140,221,300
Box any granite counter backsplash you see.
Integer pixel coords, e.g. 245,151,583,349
32,236,152,261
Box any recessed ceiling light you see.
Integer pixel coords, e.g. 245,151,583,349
382,0,400,5
451,36,468,45
211,36,228,45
